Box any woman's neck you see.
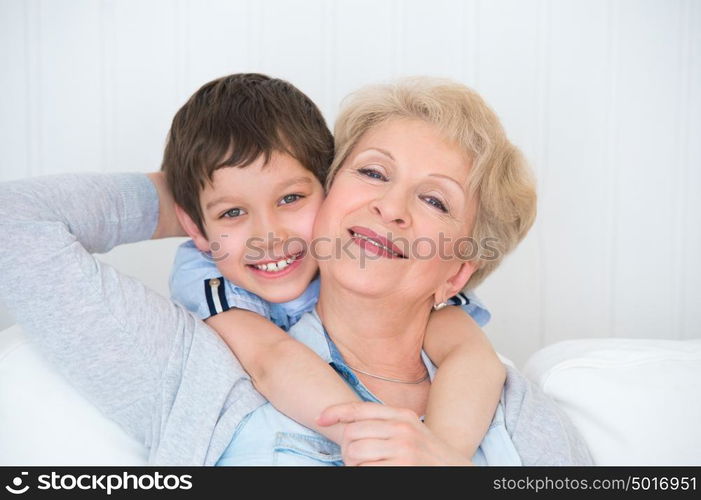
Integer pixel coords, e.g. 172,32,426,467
316,286,433,381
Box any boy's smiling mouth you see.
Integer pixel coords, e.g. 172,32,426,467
247,251,305,277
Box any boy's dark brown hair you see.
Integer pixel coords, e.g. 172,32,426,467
161,73,334,236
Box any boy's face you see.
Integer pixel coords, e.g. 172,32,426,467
190,152,324,303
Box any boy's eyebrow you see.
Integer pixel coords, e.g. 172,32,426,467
276,176,313,190
205,176,314,210
205,196,240,210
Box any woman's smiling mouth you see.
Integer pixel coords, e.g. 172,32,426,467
348,226,407,259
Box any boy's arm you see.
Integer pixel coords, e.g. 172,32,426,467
205,309,361,445
422,306,506,458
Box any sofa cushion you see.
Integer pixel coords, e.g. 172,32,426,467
0,324,147,465
523,338,701,465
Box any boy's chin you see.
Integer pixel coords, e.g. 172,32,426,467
255,286,307,304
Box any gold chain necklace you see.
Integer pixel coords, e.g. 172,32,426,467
318,316,429,384
345,364,429,384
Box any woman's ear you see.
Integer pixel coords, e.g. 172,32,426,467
174,204,210,253
434,261,477,304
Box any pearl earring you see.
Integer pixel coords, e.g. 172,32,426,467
433,302,448,311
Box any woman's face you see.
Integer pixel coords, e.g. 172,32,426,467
313,118,477,304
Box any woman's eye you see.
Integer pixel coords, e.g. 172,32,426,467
280,193,304,205
221,207,246,219
422,196,448,213
358,168,387,181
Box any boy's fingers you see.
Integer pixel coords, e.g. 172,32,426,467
317,402,418,426
343,438,394,465
359,460,393,466
343,420,394,443
317,402,374,426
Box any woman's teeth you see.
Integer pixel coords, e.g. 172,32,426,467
351,232,402,257
253,255,298,272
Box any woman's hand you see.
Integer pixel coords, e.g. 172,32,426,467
317,402,474,466
146,172,187,239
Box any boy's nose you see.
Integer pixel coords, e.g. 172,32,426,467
250,214,289,253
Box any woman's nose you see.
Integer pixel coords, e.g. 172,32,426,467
369,187,412,228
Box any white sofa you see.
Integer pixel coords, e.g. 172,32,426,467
2,320,700,466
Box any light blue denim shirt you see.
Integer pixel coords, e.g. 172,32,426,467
169,240,491,331
216,310,522,466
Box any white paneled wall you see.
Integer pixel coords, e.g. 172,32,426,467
1,0,699,366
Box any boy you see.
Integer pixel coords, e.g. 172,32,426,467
163,73,505,459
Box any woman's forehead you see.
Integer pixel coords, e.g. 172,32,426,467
350,118,472,186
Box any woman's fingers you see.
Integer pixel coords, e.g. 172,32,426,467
317,401,419,426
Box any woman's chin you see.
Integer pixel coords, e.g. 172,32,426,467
322,259,400,298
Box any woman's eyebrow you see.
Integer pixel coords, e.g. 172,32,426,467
428,173,464,191
358,148,464,190
359,147,396,161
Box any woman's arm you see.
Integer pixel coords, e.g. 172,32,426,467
502,366,594,465
0,173,258,447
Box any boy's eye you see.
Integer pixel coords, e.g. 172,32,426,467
279,193,304,205
221,207,246,219
357,167,387,181
421,195,448,213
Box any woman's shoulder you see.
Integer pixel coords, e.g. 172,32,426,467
501,366,594,465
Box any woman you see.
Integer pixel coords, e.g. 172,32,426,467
0,78,591,465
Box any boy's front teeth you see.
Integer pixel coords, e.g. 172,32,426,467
254,256,295,272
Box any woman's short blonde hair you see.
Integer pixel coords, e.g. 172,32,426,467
328,77,537,290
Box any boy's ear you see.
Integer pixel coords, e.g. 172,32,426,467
433,261,477,305
174,204,210,253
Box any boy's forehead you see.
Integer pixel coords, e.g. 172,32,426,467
200,155,321,206
208,155,315,186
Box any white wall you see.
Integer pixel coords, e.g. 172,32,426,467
1,0,699,367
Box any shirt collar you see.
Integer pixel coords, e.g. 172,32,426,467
270,277,320,317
